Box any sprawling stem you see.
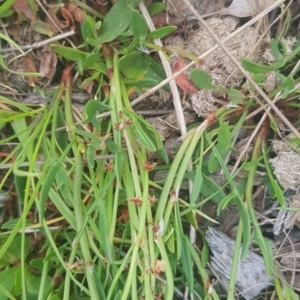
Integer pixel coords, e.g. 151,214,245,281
63,65,100,299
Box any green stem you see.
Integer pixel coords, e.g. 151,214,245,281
63,244,78,300
227,219,243,300
156,237,174,300
188,243,220,300
245,135,273,274
64,80,100,299
107,245,134,300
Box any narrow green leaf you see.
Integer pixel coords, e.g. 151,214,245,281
147,3,165,16
201,173,226,204
262,145,285,206
165,226,175,253
0,32,24,53
126,78,158,89
86,144,95,168
13,169,27,204
105,139,125,185
217,193,236,215
97,195,114,263
186,211,198,229
148,26,177,39
0,7,13,18
39,163,61,222
0,55,41,76
208,122,231,173
1,218,34,230
81,19,94,43
54,169,71,206
51,45,88,61
241,58,274,74
270,39,283,60
180,235,194,292
252,236,274,275
190,159,203,205
0,0,16,15
132,115,162,151
157,147,169,164
86,37,100,47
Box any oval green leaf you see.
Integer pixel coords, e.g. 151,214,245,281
119,51,149,79
190,69,213,89
97,0,132,43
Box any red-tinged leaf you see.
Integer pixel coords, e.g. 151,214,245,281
173,58,198,99
13,0,36,21
60,6,74,28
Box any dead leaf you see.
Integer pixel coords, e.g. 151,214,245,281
173,58,198,99
47,8,68,34
66,3,85,23
60,6,74,29
39,46,57,79
74,7,85,23
23,56,37,86
13,0,36,21
7,25,23,43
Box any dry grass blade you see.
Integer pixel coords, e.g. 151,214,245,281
138,2,187,136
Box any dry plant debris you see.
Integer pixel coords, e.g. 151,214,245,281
270,135,300,191
166,15,266,116
206,227,274,300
